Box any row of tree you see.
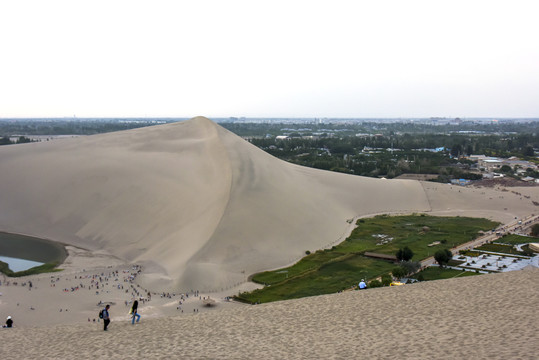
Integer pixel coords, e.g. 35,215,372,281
0,136,34,145
246,128,537,180
390,247,453,283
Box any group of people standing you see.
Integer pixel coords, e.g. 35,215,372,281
101,300,141,331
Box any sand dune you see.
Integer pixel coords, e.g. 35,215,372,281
0,117,538,292
0,268,537,359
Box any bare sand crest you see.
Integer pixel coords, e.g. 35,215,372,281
0,116,537,293
0,116,537,357
0,268,537,359
0,116,430,292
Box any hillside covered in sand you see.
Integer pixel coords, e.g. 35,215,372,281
0,117,537,292
1,269,537,359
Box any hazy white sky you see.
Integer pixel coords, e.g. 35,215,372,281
1,0,538,118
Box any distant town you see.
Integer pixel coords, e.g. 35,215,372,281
1,117,538,185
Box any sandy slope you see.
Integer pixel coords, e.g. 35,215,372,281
0,117,538,292
1,268,537,359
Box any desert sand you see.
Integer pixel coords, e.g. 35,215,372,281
0,245,255,328
0,116,537,293
0,117,538,357
0,268,537,359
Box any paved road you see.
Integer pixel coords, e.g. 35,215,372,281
420,213,539,268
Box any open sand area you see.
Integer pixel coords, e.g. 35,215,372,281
0,246,247,328
0,268,537,359
0,116,538,357
0,116,537,293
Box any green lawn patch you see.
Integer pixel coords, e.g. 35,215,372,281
238,214,498,303
343,214,498,260
458,250,483,257
412,266,480,281
252,249,345,285
475,243,525,255
238,255,395,304
448,259,465,266
494,234,538,245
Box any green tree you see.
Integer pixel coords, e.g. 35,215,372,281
16,136,33,144
392,267,407,279
523,145,534,157
396,246,414,262
0,136,12,145
434,249,453,267
500,165,512,173
381,274,392,286
400,261,421,276
368,279,383,288
450,144,462,157
531,224,539,237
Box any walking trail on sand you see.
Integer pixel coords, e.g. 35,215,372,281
0,268,537,359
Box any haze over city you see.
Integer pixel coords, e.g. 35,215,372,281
0,2,538,358
1,0,538,118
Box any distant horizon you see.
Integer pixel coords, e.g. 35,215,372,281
1,1,538,120
1,116,538,121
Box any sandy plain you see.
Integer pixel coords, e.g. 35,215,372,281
0,116,537,292
0,268,537,359
0,117,537,358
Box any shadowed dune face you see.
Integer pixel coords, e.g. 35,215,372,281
0,117,232,289
0,116,537,292
178,124,431,290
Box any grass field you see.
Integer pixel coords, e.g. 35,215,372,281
237,214,499,304
494,234,538,245
242,255,396,303
342,214,497,260
411,266,480,281
475,243,526,255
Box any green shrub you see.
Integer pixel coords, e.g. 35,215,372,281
531,223,539,237
368,279,383,288
434,249,452,267
381,274,392,286
396,246,414,261
400,261,421,275
392,267,407,279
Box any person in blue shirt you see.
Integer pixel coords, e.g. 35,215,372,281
359,279,367,289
